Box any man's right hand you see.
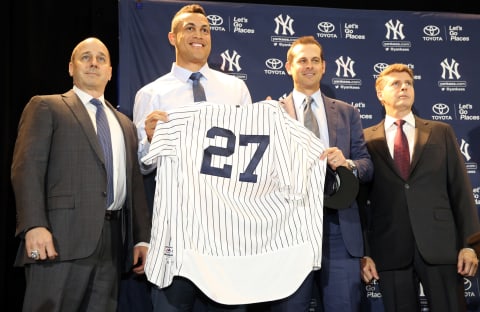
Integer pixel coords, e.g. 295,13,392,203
145,110,168,142
25,227,58,260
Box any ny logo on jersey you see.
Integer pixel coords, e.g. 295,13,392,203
200,126,270,183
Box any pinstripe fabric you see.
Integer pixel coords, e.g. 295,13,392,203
141,101,326,304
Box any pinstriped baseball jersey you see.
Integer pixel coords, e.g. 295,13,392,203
141,100,326,304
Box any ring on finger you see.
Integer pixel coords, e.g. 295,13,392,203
30,250,40,260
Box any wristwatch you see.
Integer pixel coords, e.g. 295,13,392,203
346,159,358,177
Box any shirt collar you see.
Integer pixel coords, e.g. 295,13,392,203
73,85,105,106
292,89,322,110
172,62,210,83
385,111,415,129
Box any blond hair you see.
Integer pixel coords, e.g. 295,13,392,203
375,63,414,91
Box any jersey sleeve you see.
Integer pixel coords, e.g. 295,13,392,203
141,119,180,166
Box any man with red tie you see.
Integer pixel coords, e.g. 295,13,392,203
361,63,480,312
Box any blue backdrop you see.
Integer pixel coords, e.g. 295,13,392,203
118,1,480,311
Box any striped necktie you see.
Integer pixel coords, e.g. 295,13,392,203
90,98,114,207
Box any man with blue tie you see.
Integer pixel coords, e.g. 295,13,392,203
131,3,251,312
11,37,151,311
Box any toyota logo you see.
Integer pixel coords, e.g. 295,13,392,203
317,22,335,33
373,63,389,74
432,103,449,115
423,25,440,37
265,58,284,70
207,15,223,26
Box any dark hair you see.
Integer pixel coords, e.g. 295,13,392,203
171,4,207,32
287,36,324,63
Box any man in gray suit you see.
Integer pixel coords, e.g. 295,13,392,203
11,37,151,312
360,63,479,312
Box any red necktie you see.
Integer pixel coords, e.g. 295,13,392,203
394,119,410,180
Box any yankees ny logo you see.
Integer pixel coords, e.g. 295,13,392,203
221,50,242,72
274,14,295,36
335,56,356,78
385,19,405,40
460,139,471,161
440,58,461,80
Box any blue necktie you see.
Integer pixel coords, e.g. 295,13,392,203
190,72,206,102
90,98,114,207
394,119,410,180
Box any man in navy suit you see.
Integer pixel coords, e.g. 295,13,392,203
360,63,479,312
11,37,151,311
269,35,373,312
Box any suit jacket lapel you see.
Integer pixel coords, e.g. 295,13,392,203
410,116,431,175
368,120,399,174
323,95,337,147
62,90,105,164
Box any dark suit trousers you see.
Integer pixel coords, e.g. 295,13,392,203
151,276,246,312
379,245,466,312
22,217,122,312
268,271,315,312
317,212,362,311
118,172,156,312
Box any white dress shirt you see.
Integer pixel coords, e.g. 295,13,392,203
292,89,330,147
384,112,415,161
133,62,252,174
74,86,126,211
